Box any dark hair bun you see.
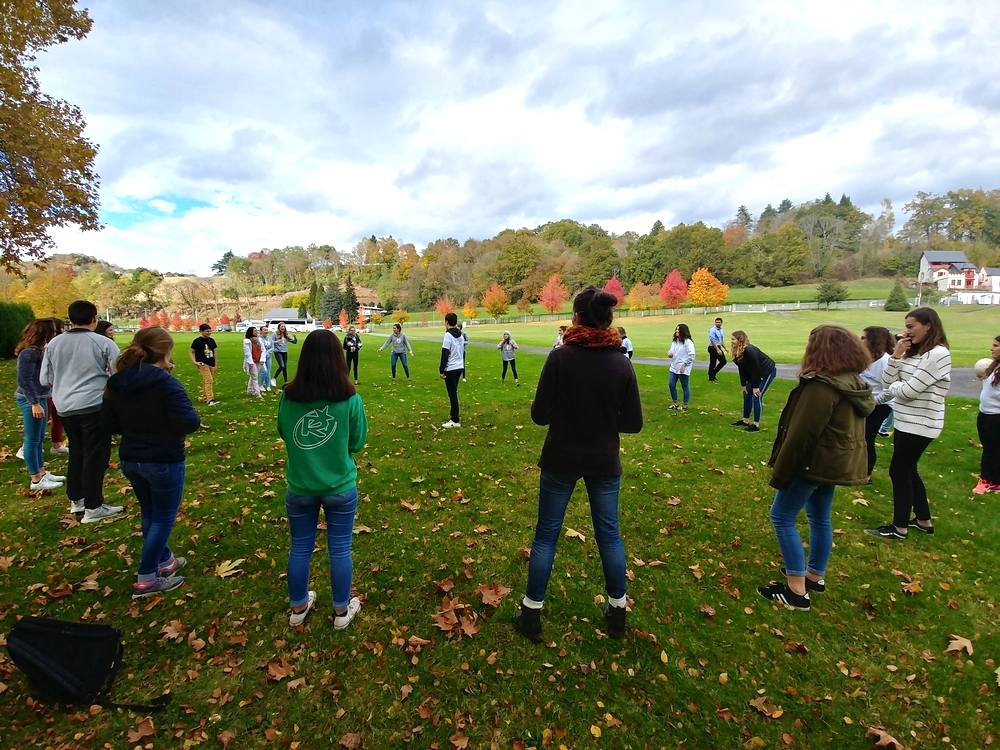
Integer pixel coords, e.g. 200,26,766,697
591,289,618,309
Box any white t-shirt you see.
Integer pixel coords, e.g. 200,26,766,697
442,329,466,372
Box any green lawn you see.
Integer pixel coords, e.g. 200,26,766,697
435,305,999,368
0,333,994,748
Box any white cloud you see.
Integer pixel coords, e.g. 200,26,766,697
35,0,1000,274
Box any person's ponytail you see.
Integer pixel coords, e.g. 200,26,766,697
573,286,617,329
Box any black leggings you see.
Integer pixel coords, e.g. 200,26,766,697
273,351,289,383
864,403,893,476
978,411,1000,485
345,351,359,381
502,359,518,381
890,429,934,527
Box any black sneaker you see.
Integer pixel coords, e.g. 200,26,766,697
907,518,935,535
514,606,542,643
864,524,907,539
744,424,760,433
731,419,748,426
602,603,626,638
779,568,825,593
757,583,810,611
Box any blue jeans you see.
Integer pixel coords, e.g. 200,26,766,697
286,488,358,610
15,394,48,476
768,477,835,578
525,472,626,603
391,352,410,378
880,408,894,432
668,371,690,404
259,355,272,387
121,461,186,579
743,367,777,422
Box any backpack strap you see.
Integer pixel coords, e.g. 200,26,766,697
99,693,172,713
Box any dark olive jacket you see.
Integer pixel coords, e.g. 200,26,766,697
768,372,875,490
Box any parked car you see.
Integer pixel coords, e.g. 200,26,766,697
216,324,232,332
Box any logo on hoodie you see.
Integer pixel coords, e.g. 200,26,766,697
293,405,338,450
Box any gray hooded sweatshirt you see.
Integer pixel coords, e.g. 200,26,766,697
40,328,120,416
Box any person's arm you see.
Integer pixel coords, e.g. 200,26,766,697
348,395,369,453
618,369,643,433
17,351,44,411
769,384,836,489
39,347,53,388
530,356,557,426
100,394,123,435
378,335,390,352
440,336,451,374
884,348,951,402
403,334,413,355
189,346,201,368
512,341,518,350
680,340,696,370
163,377,201,435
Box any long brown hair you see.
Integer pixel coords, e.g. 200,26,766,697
116,326,175,371
730,330,749,361
988,336,1000,386
905,307,948,355
800,325,870,376
284,330,356,403
861,326,894,361
15,319,58,355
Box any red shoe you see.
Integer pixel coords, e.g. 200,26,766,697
972,478,990,495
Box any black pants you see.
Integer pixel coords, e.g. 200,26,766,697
501,359,518,381
864,403,893,477
444,370,461,423
978,411,1000,484
707,346,727,380
273,351,289,383
345,351,359,381
61,410,112,510
889,429,934,527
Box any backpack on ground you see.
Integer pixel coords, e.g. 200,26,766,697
6,616,171,712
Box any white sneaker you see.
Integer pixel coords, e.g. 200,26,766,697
289,590,317,626
50,444,70,455
16,446,24,459
441,420,461,428
69,499,85,513
333,597,361,630
270,378,277,388
45,471,66,482
82,504,124,524
29,477,62,491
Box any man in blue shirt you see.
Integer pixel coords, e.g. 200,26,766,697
708,317,727,382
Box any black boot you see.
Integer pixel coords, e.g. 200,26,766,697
603,603,626,638
514,606,543,643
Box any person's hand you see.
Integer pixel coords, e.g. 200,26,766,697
197,362,205,368
667,351,674,358
680,366,686,374
892,335,910,359
439,373,446,379
753,388,761,397
742,386,747,394
30,403,44,418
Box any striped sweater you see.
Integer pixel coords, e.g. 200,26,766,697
881,345,951,439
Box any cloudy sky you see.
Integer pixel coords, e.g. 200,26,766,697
39,0,1000,275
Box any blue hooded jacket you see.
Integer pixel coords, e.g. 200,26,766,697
102,363,200,463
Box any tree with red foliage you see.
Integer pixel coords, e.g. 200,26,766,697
323,318,332,330
169,313,182,331
356,307,367,330
604,277,624,306
539,274,569,314
233,312,242,323
220,313,230,325
138,315,150,329
209,317,218,328
434,297,456,318
338,308,349,330
157,310,170,328
659,269,688,308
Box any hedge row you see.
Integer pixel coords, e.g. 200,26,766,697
0,302,35,358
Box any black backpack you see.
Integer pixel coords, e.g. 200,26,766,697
6,616,171,712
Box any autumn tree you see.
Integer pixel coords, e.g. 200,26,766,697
688,268,728,307
462,296,479,320
355,307,368,330
604,277,624,306
481,283,510,321
516,296,533,315
19,265,79,318
338,308,349,330
169,313,182,331
659,269,688,308
1,0,100,272
156,310,170,328
434,297,456,317
539,274,569,314
391,309,410,325
624,282,660,311
219,313,230,325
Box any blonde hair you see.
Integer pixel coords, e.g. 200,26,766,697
116,326,175,372
730,330,748,361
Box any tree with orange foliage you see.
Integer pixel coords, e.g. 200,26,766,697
688,268,729,307
170,313,182,331
434,297,456,318
338,308,350,330
356,307,368,330
157,310,170,328
462,296,479,320
539,274,569,314
659,269,688,308
624,282,661,311
481,283,510,321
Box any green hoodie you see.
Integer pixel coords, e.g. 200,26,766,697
768,371,875,490
277,392,368,496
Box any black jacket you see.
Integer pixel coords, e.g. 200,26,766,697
735,344,776,389
102,364,200,463
531,342,643,476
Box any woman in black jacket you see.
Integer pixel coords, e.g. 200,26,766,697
731,330,777,432
515,287,643,642
103,327,201,599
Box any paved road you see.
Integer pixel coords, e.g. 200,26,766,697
433,339,981,399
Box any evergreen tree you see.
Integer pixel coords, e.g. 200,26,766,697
735,205,754,230
815,278,849,308
298,302,307,317
342,276,359,318
308,280,319,316
650,219,664,236
778,198,794,213
884,279,911,312
319,284,342,320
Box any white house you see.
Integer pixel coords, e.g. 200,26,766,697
978,267,1000,293
919,251,977,291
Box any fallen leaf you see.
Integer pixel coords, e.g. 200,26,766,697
400,500,420,512
866,726,904,749
689,564,704,580
159,620,185,640
590,726,601,738
354,525,372,534
127,717,154,743
699,603,716,617
716,707,736,723
49,582,73,599
944,634,973,656
901,580,922,594
339,733,362,749
219,729,237,749
287,677,307,690
266,658,293,681
564,528,586,542
476,582,512,607
450,732,469,748
215,559,245,578
401,684,413,702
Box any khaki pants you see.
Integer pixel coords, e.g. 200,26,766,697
200,365,215,401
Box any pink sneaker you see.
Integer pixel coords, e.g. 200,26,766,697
972,478,990,495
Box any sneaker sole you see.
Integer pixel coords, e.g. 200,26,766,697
132,580,184,599
82,512,125,524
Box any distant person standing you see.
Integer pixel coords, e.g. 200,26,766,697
243,327,263,398
731,330,777,433
258,325,275,391
707,318,727,382
859,326,894,480
343,326,363,384
460,322,469,382
667,324,695,410
553,325,567,349
617,327,633,359
95,320,115,339
497,331,520,385
272,322,298,386
973,335,1000,494
439,312,466,428
377,323,414,383
40,300,123,522
15,319,64,491
189,323,219,405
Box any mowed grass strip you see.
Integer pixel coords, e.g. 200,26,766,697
0,332,994,748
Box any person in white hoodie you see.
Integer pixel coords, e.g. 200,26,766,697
666,324,696,410
860,326,894,481
39,300,124,522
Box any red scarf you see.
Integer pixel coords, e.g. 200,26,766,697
561,326,622,349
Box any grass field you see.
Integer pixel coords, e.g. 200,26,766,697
0,332,996,748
